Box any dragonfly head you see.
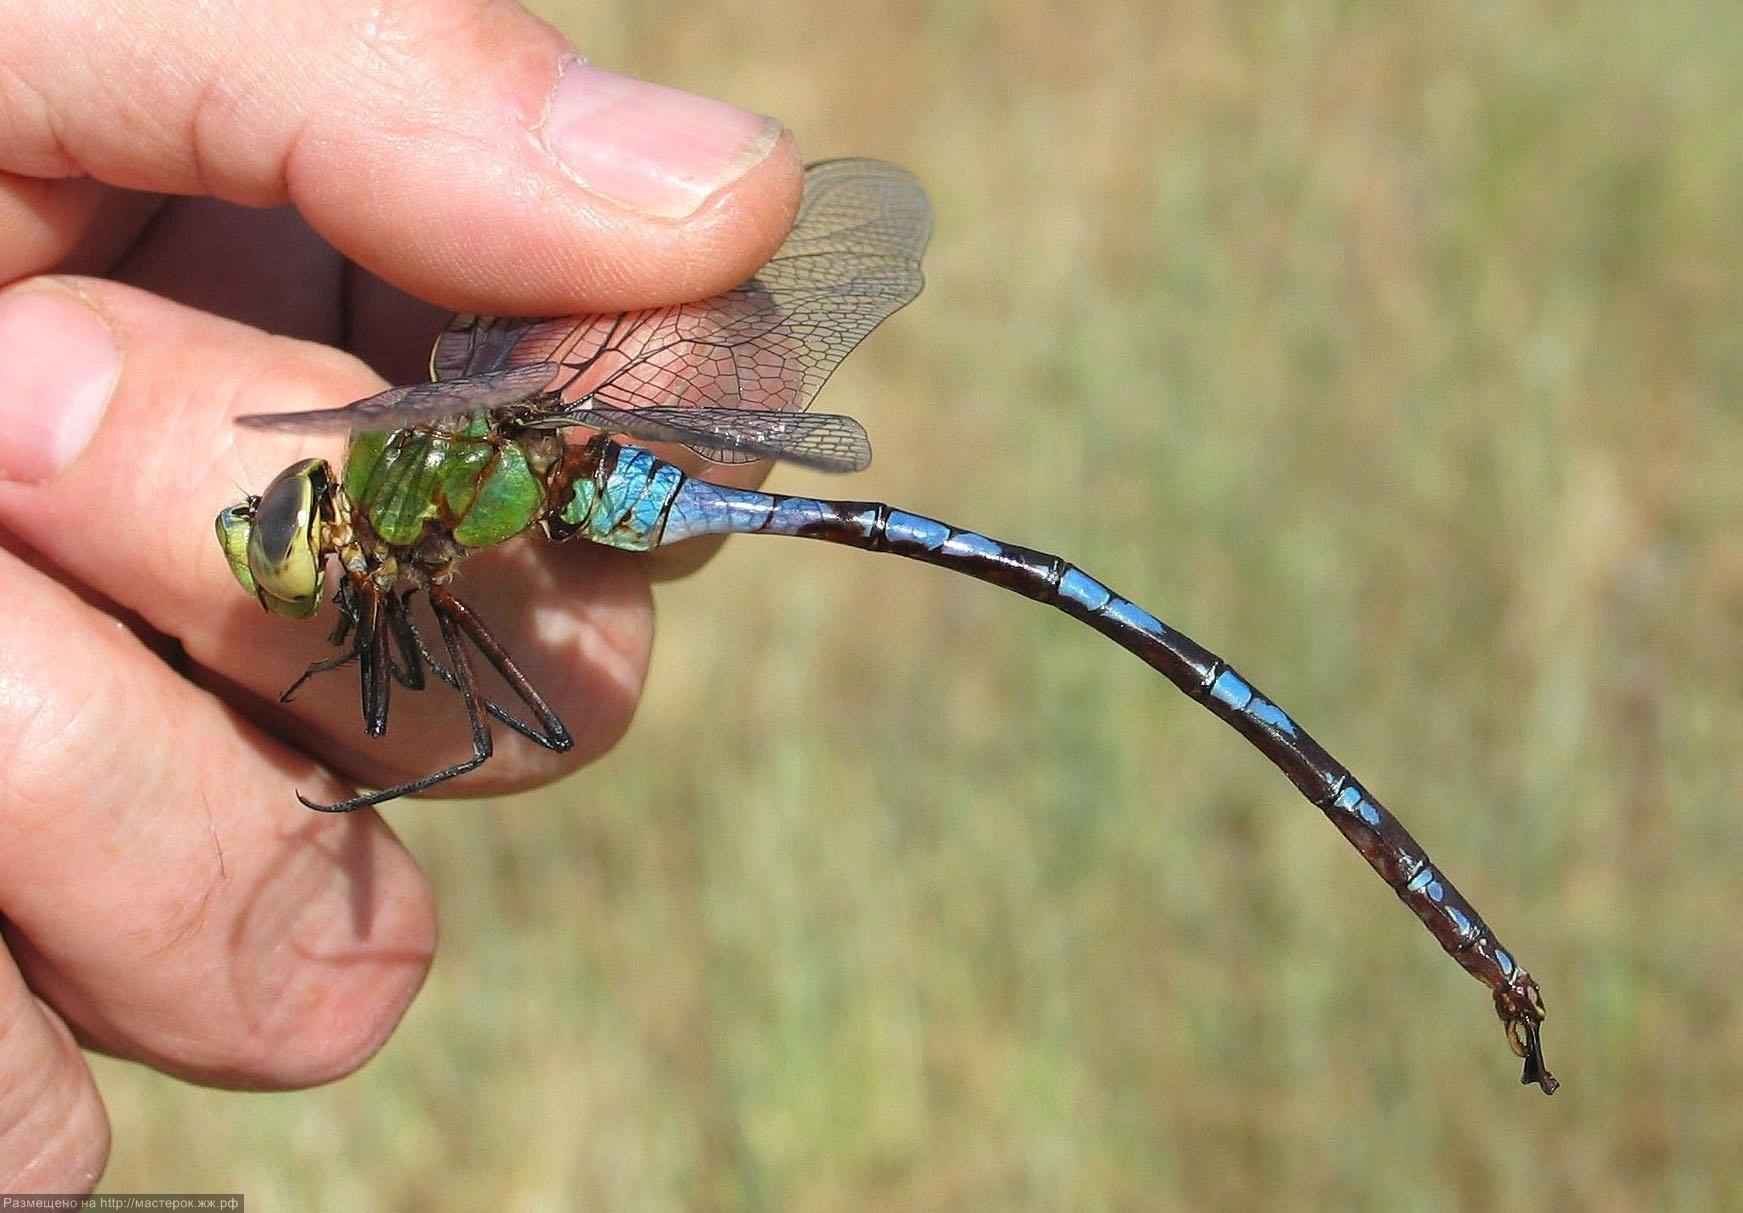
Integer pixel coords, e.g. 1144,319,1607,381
215,458,337,619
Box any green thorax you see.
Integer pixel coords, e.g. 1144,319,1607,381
342,416,550,550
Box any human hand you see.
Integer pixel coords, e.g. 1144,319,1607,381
0,0,800,1189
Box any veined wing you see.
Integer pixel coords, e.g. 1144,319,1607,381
548,405,872,473
434,158,930,466
235,363,558,434
236,159,929,462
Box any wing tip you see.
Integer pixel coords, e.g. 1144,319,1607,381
233,412,289,430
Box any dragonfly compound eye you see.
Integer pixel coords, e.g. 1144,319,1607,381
240,458,333,619
215,500,260,596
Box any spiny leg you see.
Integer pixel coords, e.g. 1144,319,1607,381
299,590,496,813
279,647,358,703
437,590,573,752
388,589,574,751
358,585,391,736
280,582,424,730
325,577,360,647
278,578,371,705
381,589,428,691
390,594,547,743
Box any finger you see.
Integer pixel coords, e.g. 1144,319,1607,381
0,0,802,311
0,176,165,285
0,541,438,1088
344,267,454,386
108,196,453,384
0,276,653,798
0,174,108,281
111,199,347,345
0,946,108,1191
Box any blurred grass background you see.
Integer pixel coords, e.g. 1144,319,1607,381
98,0,1743,1207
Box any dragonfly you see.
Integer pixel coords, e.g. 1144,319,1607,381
216,158,1555,1094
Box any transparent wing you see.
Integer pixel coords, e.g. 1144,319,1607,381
237,159,929,465
433,158,929,465
235,363,558,434
551,406,872,473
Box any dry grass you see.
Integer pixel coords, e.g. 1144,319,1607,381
98,1,1743,1207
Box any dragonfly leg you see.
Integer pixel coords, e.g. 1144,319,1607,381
436,591,573,753
278,578,370,705
388,591,570,749
358,585,392,736
279,648,357,703
381,590,427,691
299,589,495,813
324,577,359,647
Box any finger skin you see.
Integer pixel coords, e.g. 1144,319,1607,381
0,174,112,279
111,199,348,346
0,0,803,311
0,948,109,1192
0,537,438,1091
0,276,656,797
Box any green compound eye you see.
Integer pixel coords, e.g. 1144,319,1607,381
215,501,259,596
227,458,333,618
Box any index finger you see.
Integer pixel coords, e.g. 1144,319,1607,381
0,0,802,311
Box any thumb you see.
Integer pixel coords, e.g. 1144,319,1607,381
0,0,801,311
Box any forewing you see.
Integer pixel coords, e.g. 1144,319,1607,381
432,159,929,466
235,363,559,434
245,160,928,452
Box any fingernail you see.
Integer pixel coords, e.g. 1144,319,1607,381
0,283,119,483
541,58,783,220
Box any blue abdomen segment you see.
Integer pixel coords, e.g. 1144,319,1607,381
555,444,687,551
549,443,1551,1091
